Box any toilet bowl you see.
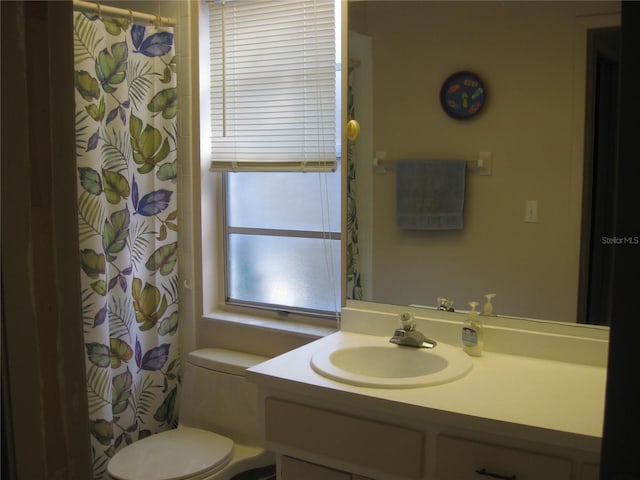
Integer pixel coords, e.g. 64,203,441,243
107,349,274,480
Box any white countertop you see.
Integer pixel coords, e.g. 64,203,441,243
247,330,606,453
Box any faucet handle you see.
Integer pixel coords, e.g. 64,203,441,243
392,328,406,337
390,313,437,349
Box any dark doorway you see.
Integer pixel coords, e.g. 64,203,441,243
578,27,620,326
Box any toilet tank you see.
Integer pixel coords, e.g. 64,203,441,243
179,348,269,446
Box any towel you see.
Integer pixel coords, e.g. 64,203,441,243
396,159,466,230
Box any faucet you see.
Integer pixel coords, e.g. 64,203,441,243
437,296,455,312
389,313,437,349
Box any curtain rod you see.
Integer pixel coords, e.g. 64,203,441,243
72,0,176,27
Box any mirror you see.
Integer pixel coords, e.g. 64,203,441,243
346,1,620,324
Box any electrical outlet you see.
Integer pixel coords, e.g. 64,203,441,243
525,200,538,223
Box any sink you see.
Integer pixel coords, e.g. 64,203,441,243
310,339,473,388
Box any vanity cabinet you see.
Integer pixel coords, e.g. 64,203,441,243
579,463,601,480
262,396,601,480
248,326,606,480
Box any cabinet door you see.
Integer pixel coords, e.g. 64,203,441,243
281,456,351,480
579,463,600,480
436,435,572,480
265,398,423,479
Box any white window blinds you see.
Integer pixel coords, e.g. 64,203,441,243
207,0,337,172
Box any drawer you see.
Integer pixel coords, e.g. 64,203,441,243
265,398,424,479
281,456,351,480
436,435,572,480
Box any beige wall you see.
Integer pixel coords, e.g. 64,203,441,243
349,1,618,322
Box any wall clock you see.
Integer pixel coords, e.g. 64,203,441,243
440,71,486,119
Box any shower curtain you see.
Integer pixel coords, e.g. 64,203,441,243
73,11,179,478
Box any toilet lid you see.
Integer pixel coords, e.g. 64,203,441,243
107,427,234,480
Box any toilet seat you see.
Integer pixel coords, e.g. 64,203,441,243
107,427,234,480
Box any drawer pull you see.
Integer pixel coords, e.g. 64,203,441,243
475,468,517,480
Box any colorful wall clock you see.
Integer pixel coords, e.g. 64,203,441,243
440,71,486,120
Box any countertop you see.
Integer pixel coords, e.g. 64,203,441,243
246,330,607,453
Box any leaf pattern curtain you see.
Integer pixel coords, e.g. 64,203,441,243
346,65,363,300
73,12,180,478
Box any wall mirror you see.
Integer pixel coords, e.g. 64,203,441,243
345,1,620,325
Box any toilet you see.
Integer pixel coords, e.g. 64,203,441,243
107,348,275,480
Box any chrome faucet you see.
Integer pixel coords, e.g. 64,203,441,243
389,313,437,349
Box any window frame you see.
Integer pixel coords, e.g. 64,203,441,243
221,168,342,319
197,0,347,324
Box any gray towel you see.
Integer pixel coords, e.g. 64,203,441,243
396,159,466,230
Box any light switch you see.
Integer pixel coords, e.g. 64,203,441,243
525,200,538,223
477,151,492,175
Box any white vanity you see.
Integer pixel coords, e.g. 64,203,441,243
246,302,608,480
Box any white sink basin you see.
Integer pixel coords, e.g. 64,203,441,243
310,339,473,388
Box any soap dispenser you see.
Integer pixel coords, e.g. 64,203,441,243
462,301,484,356
482,293,496,316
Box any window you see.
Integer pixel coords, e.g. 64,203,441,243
225,169,341,315
204,0,342,318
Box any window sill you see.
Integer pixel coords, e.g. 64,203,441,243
202,310,337,337
199,309,338,357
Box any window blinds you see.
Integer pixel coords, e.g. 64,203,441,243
207,0,337,172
